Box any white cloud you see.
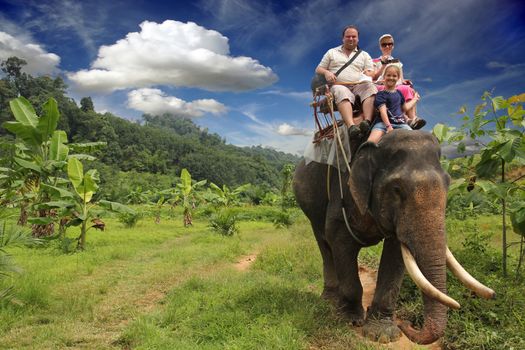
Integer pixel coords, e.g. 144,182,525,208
228,122,311,155
486,61,509,69
260,89,312,100
0,31,61,75
277,123,311,136
441,138,481,158
127,88,227,118
68,20,278,93
229,106,312,154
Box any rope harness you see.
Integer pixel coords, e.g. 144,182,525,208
326,95,368,246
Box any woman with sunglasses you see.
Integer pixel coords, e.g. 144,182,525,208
372,34,426,129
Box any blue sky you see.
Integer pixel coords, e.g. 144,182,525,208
1,0,524,155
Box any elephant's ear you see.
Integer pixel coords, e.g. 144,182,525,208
348,141,378,215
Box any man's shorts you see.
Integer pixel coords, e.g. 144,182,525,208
331,81,377,105
372,121,412,133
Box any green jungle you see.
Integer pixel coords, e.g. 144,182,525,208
1,57,524,349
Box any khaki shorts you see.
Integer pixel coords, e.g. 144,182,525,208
331,81,377,105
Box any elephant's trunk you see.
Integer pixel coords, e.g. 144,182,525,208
400,242,449,344
399,294,448,344
392,173,452,345
399,243,449,344
399,218,449,344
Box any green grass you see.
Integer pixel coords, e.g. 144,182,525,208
0,208,374,349
0,206,523,349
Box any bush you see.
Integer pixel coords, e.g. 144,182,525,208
194,205,216,219
272,210,293,228
209,210,239,236
447,191,500,219
0,210,40,304
118,211,143,228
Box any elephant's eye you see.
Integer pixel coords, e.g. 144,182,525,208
391,184,405,201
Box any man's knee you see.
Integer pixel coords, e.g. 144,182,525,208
361,95,375,104
354,82,377,102
337,98,352,106
332,86,356,105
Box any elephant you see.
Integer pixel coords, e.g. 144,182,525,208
293,129,495,345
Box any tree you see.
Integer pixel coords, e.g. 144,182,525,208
1,57,26,78
434,92,525,277
0,57,29,98
280,163,296,210
80,97,94,112
66,157,132,249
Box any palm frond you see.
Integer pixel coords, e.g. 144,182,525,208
0,223,40,248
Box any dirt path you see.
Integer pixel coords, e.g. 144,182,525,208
92,242,260,347
234,253,258,271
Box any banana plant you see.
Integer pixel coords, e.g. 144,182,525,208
37,157,133,250
68,157,134,249
2,97,105,236
208,183,250,207
153,195,166,224
177,168,206,226
157,188,180,219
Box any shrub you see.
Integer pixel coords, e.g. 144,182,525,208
118,211,143,228
272,210,293,228
0,210,41,304
194,205,216,219
209,210,239,236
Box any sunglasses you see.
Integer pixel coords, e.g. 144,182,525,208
381,42,394,47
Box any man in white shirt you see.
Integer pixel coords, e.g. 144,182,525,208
315,25,377,136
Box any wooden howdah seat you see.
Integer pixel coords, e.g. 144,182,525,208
311,86,363,144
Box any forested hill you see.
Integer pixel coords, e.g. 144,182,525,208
0,57,299,188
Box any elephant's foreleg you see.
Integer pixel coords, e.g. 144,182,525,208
363,237,404,342
326,222,364,325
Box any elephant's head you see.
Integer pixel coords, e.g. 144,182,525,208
348,130,495,344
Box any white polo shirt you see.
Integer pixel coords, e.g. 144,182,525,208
318,46,375,83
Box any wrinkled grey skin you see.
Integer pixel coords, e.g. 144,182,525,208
293,130,451,345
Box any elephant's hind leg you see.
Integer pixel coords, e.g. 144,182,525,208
326,221,364,325
310,221,339,303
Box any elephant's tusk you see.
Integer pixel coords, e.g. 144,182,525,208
401,244,461,310
446,247,496,299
